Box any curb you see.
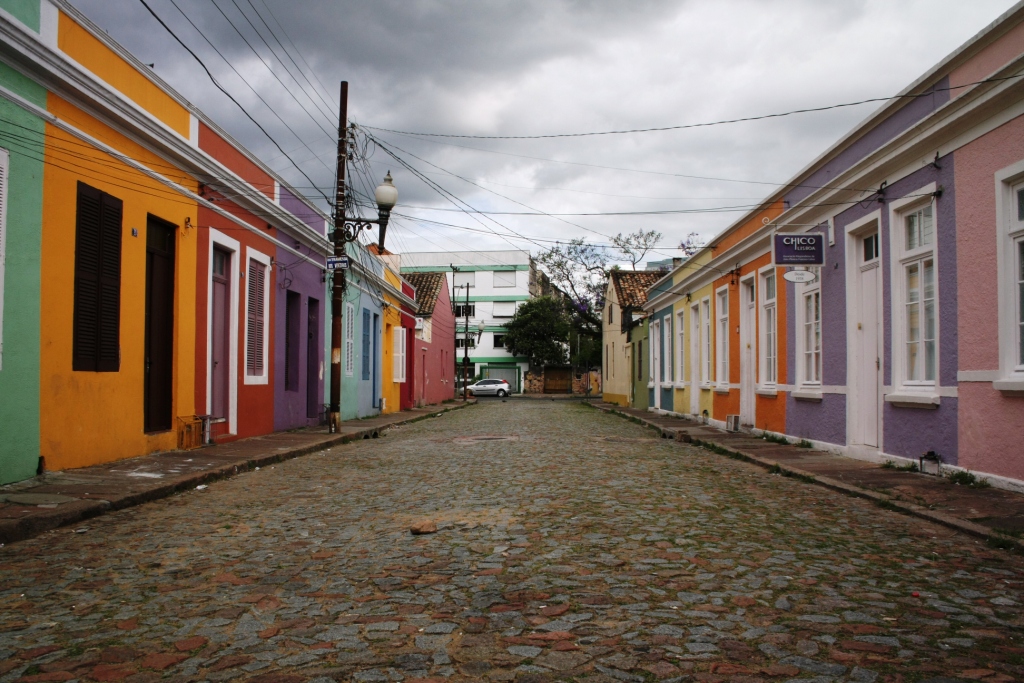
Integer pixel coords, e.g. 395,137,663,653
590,403,1023,553
0,402,472,546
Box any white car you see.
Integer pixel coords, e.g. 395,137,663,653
467,379,512,397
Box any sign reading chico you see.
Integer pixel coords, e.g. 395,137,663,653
773,233,825,266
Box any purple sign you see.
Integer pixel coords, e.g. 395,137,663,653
774,233,825,266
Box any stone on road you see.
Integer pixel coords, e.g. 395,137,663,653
1,401,1022,682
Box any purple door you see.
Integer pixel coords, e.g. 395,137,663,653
306,298,320,419
211,248,230,420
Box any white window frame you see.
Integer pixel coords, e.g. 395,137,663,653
393,325,406,383
701,298,712,386
995,161,1024,392
676,310,686,387
796,278,822,388
492,270,516,288
492,301,517,318
759,267,778,387
716,287,729,388
0,148,8,371
663,314,673,382
648,320,657,388
888,185,940,398
243,246,271,385
344,302,355,377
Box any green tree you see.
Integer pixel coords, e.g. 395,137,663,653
504,296,570,367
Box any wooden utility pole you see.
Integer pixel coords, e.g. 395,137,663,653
328,81,349,432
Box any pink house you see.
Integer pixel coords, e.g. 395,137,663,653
404,272,457,406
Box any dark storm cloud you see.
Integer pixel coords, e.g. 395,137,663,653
70,0,1017,260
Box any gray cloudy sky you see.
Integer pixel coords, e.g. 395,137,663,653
73,0,1017,264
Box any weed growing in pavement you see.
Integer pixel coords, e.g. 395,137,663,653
761,432,790,445
988,536,1016,550
875,498,902,511
946,470,991,488
796,439,813,449
881,460,920,472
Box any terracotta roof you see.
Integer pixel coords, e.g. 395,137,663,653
403,271,446,317
610,270,663,309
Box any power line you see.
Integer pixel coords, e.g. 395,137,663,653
136,0,330,203
362,73,1024,140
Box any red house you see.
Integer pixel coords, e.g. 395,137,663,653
404,272,457,406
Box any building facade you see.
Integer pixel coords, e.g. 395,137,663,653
602,271,663,406
0,0,330,483
404,271,457,407
640,2,1024,490
402,250,534,393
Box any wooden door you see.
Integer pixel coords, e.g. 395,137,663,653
144,218,175,433
211,248,230,419
306,298,320,419
544,367,571,393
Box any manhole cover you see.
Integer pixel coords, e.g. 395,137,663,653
453,435,519,444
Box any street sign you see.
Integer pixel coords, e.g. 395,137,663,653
326,256,349,270
783,269,818,284
774,233,825,266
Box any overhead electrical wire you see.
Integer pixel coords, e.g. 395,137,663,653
136,0,330,203
363,73,1024,140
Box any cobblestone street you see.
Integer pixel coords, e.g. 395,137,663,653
2,401,1023,683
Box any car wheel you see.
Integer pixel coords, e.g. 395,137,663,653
496,389,507,397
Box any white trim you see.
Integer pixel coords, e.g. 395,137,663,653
207,229,240,435
0,148,6,370
845,210,885,451
995,159,1024,388
758,265,778,387
676,309,686,387
188,113,199,147
689,300,700,414
715,285,729,388
889,184,940,399
700,297,711,386
39,0,58,49
650,318,661,408
795,275,823,391
393,326,406,383
344,302,355,377
243,247,271,385
958,369,1000,382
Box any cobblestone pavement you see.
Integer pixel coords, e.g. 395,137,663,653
2,401,1023,683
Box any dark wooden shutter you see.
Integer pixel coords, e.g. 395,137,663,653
98,193,122,371
73,182,121,372
246,259,264,376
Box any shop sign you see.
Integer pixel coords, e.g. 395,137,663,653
774,233,825,266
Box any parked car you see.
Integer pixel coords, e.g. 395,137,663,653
467,379,512,397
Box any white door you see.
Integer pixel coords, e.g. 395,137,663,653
690,305,700,415
739,280,756,426
651,320,661,409
852,233,882,448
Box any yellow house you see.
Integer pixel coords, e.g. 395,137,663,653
39,10,200,469
373,249,418,414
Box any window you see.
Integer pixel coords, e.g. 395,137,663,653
284,291,300,391
454,271,475,288
863,233,879,262
701,299,711,384
676,311,686,384
72,182,123,372
663,316,673,382
454,303,475,318
493,301,517,317
245,257,268,378
455,336,475,349
649,321,657,383
892,197,938,390
611,341,615,378
361,308,371,380
493,270,516,287
605,344,609,378
996,174,1024,387
801,287,822,385
344,302,355,377
393,326,406,382
716,290,729,386
608,304,614,324
494,334,506,348
637,339,643,379
0,149,6,370
760,270,777,385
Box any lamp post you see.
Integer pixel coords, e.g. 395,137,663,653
328,80,398,432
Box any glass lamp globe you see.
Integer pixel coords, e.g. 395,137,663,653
374,172,398,211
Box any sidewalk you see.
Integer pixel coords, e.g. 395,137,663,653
592,402,1024,551
0,400,474,545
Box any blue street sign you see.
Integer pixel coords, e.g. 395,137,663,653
327,256,349,270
